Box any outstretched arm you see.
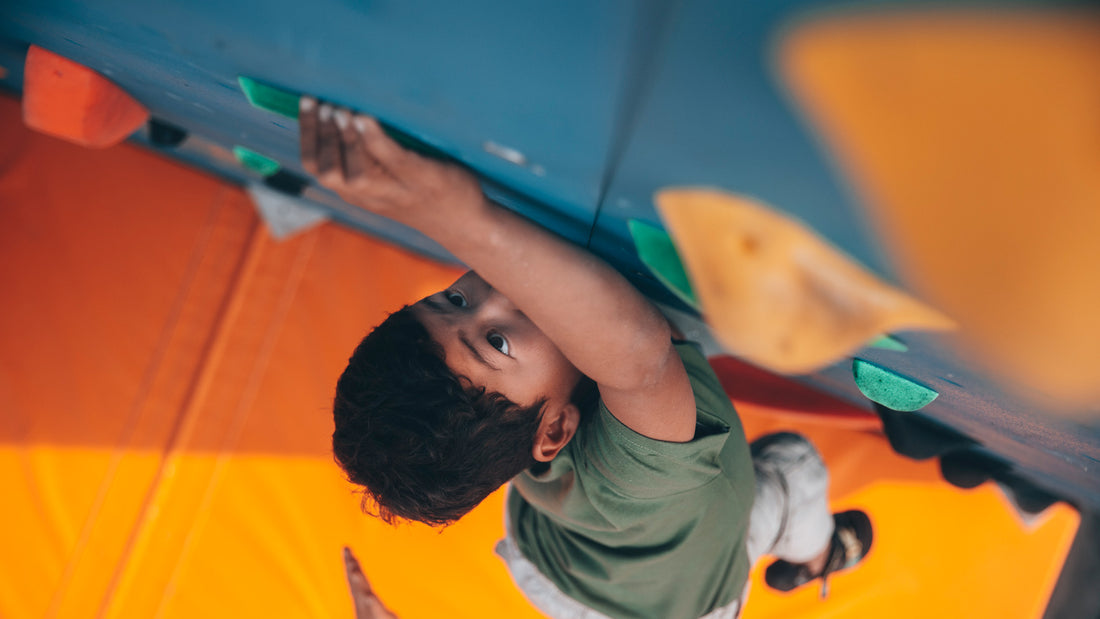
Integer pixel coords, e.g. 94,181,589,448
344,547,398,619
301,100,694,442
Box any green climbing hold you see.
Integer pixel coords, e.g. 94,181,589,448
237,77,451,162
233,146,281,177
628,219,698,309
852,358,938,411
868,334,909,352
238,76,301,119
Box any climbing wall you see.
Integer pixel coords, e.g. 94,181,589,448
2,0,1098,515
0,95,1080,618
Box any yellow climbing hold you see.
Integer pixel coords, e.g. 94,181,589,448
655,188,954,374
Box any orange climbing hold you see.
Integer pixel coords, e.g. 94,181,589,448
22,45,149,148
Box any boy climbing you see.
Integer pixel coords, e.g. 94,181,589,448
299,96,872,618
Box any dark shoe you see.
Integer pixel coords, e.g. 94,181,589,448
764,510,873,597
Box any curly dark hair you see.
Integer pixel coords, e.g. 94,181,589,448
332,306,549,527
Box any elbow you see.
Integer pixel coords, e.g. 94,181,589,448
614,330,679,392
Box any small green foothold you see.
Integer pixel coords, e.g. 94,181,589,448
852,358,938,412
233,146,281,177
869,334,909,352
238,76,300,119
628,219,698,309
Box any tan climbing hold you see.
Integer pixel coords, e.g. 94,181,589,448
655,188,954,374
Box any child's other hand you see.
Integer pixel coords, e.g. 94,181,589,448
343,547,399,619
299,96,485,229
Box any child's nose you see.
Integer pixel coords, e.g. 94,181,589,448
476,290,518,320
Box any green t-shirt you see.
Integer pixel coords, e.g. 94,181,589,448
508,342,755,619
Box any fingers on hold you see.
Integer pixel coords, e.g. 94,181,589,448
355,114,409,171
336,108,356,142
352,114,380,136
337,108,371,182
298,96,319,175
315,103,342,181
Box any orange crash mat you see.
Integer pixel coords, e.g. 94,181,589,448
0,94,1078,618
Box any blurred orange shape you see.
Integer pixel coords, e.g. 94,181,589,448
779,10,1100,409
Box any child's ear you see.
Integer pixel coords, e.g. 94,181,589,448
532,403,580,462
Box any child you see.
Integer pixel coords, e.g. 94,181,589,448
299,98,872,619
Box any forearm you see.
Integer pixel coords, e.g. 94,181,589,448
419,198,673,390
299,101,679,395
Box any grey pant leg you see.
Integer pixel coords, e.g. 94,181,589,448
495,533,613,619
746,432,834,565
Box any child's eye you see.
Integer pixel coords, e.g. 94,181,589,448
487,333,510,355
445,291,468,308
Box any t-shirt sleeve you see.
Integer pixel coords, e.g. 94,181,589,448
577,340,738,499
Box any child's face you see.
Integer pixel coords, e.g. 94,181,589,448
410,271,582,412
